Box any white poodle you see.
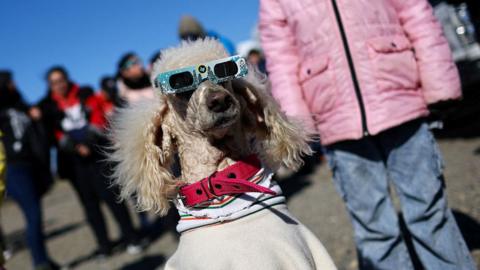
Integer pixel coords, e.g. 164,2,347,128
109,38,336,270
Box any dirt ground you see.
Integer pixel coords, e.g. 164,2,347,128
2,137,480,270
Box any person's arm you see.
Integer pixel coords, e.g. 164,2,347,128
86,95,107,131
75,95,108,158
259,0,316,130
392,0,461,104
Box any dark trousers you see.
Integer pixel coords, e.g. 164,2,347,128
6,163,49,266
70,156,137,250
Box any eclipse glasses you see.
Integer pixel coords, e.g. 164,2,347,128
153,55,248,94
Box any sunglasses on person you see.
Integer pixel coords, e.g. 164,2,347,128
121,58,141,70
153,55,248,94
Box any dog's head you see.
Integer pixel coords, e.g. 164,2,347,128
151,40,243,139
110,39,313,215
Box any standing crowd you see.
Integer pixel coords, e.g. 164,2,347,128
0,52,156,270
1,0,479,269
0,14,249,270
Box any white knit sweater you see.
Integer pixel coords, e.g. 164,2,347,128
165,168,337,270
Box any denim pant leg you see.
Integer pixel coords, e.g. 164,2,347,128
380,121,476,270
6,163,49,267
326,139,413,270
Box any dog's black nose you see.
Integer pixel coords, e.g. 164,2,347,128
206,91,232,113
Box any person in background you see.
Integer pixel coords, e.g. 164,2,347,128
114,53,161,228
78,85,95,104
116,53,154,103
98,76,124,107
116,54,172,227
0,71,59,270
37,67,143,257
178,15,236,55
246,48,267,74
97,76,152,230
431,0,480,62
259,0,476,269
148,51,162,73
469,0,480,41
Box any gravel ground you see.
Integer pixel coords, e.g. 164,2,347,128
2,137,479,270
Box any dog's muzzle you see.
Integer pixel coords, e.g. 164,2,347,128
206,91,233,113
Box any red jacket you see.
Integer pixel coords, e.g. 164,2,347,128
95,91,115,129
49,84,106,142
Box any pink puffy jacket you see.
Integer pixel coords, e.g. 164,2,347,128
259,0,461,145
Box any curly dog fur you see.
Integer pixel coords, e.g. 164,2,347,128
109,39,335,270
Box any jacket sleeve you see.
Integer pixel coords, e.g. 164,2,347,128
86,95,107,130
259,0,316,130
392,0,461,104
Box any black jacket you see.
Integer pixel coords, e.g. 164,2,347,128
0,97,34,164
0,94,53,195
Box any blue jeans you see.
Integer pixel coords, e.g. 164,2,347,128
6,163,50,267
325,119,476,270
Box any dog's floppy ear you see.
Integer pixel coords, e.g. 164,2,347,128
232,70,314,171
109,95,176,216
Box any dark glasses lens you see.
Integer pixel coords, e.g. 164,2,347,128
122,58,141,70
169,71,194,89
213,61,238,78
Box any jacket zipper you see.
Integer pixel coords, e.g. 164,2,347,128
330,0,369,136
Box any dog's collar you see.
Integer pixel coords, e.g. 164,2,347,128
177,155,276,208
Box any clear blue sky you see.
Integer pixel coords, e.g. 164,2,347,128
0,0,259,103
